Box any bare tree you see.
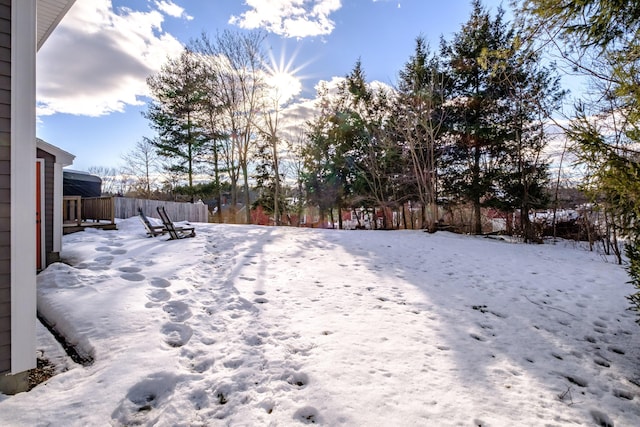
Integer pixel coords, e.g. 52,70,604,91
251,73,297,225
192,30,267,223
121,138,160,198
87,166,120,196
283,127,309,226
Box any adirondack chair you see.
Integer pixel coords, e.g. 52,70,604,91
156,206,196,239
138,208,166,237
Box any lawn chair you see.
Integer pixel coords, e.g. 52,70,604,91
156,206,196,240
138,207,166,237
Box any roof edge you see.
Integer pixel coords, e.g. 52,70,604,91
37,137,75,166
37,0,77,51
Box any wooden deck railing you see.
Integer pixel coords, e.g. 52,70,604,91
63,196,82,226
82,196,115,223
63,196,115,225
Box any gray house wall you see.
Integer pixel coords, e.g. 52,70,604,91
37,148,55,265
0,0,10,375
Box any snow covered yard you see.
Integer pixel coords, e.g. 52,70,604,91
0,218,639,426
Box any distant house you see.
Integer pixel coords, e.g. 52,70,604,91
0,0,77,394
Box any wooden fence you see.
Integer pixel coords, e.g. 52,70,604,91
114,197,209,223
63,196,115,225
83,196,115,222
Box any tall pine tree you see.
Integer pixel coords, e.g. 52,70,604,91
441,1,560,236
145,49,209,202
440,1,515,234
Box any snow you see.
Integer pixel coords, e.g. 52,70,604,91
1,217,639,426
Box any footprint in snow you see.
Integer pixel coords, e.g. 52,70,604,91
222,358,243,369
150,277,171,288
119,266,142,273
121,273,145,282
612,388,634,400
76,262,110,271
226,297,256,313
594,358,611,368
562,373,588,388
110,373,179,425
254,293,268,304
470,333,487,342
179,348,214,373
111,248,127,255
590,410,614,427
146,289,171,302
608,346,626,355
161,322,193,347
245,334,263,346
163,301,192,322
293,406,321,425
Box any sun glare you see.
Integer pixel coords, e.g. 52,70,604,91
266,71,302,105
264,46,308,106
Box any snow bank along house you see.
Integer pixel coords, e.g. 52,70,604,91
0,0,77,394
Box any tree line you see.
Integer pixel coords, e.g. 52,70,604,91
115,1,562,240
94,0,640,318
304,2,563,238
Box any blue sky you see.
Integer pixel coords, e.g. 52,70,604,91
36,0,508,171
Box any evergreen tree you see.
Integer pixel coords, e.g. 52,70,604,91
482,30,563,241
145,49,209,202
304,61,399,229
395,36,448,232
303,81,353,229
522,0,640,319
252,138,284,220
440,1,560,236
303,108,342,226
343,61,402,229
440,1,515,234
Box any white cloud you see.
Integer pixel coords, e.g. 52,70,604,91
372,0,402,7
36,0,185,117
154,0,193,20
229,0,342,38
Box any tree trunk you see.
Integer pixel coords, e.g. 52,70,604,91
214,139,223,223
242,162,251,224
473,143,482,234
272,135,280,226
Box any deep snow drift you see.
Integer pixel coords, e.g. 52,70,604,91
0,217,638,426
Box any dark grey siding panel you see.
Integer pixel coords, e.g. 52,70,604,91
37,149,55,259
0,0,10,375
